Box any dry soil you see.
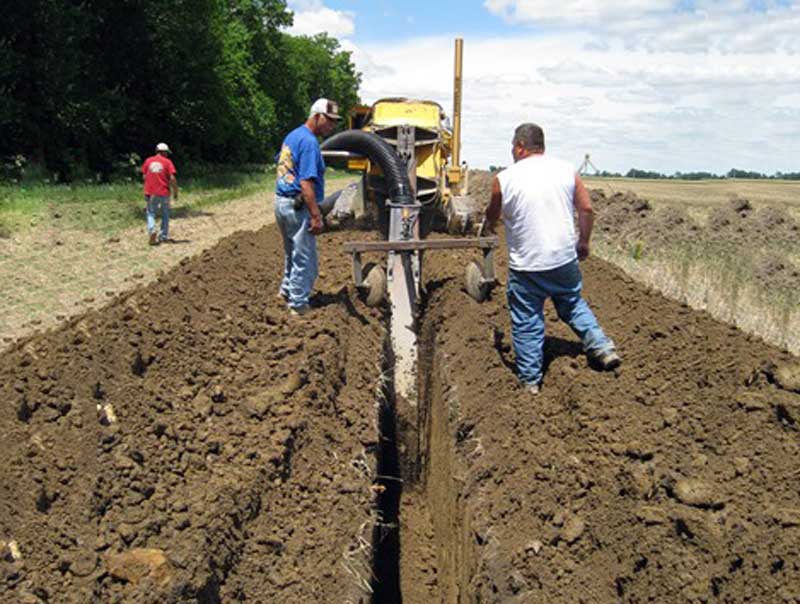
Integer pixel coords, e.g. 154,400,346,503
2,214,800,603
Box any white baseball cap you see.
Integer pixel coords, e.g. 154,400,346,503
155,142,171,153
309,98,342,120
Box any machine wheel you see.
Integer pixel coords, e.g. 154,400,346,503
362,263,387,307
465,260,490,302
446,211,466,235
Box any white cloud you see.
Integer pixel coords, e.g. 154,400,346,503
286,0,355,37
350,32,800,174
340,40,396,80
484,0,800,54
484,0,675,26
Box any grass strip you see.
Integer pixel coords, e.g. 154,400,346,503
0,169,351,237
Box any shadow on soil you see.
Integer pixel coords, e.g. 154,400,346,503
312,287,372,325
493,326,585,379
172,207,216,219
371,336,403,603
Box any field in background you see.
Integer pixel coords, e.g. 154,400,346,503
585,178,800,355
584,177,800,210
0,168,277,239
0,172,352,345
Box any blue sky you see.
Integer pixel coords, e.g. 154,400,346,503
317,0,520,42
287,1,800,174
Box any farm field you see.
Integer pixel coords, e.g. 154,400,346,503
584,177,800,214
582,177,800,356
2,204,799,602
0,175,352,346
4,3,799,602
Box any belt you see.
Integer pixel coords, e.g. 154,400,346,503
277,194,304,210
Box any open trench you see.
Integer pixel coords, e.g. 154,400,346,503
3,221,800,603
367,240,800,603
370,292,480,604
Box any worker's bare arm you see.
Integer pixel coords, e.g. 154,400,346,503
170,174,179,201
484,176,502,231
301,178,323,235
574,174,594,260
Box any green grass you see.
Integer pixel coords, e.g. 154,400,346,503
0,167,351,237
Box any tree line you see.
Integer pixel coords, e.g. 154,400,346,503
491,166,800,180
596,168,800,180
0,0,361,181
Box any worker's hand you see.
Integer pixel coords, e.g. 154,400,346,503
308,211,324,235
576,241,590,261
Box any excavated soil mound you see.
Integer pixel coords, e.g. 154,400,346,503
592,189,800,247
3,212,800,603
0,225,386,603
706,196,799,245
590,190,699,245
416,233,800,603
590,189,799,293
467,169,497,209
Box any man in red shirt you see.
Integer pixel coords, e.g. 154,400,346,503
142,142,179,245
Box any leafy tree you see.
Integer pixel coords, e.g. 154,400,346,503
279,34,361,140
0,0,361,180
727,168,767,179
674,171,718,180
626,168,667,179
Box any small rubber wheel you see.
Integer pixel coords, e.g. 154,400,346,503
447,212,466,235
465,260,489,302
362,263,387,307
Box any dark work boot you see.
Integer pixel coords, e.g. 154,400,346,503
592,349,622,371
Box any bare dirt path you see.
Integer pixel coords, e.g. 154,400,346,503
0,192,272,347
0,181,351,349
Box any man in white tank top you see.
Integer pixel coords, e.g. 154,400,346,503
484,123,621,394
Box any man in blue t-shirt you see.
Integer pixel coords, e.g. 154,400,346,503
274,98,341,316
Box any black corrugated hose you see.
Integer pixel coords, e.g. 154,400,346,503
321,130,414,205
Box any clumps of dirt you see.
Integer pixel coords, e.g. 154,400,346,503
591,190,652,237
704,195,797,244
590,189,698,245
754,206,799,238
706,195,754,236
729,193,752,214
592,189,798,246
589,188,800,295
467,169,498,209
754,255,800,291
417,235,800,603
0,225,386,603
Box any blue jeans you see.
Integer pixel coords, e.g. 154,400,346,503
275,195,318,308
146,195,170,240
507,260,615,385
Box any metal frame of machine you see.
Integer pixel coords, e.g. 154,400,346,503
321,38,497,403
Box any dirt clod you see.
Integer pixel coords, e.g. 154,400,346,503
773,361,800,393
105,548,173,587
560,515,586,544
673,478,723,509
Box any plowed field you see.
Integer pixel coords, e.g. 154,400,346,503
2,217,800,603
